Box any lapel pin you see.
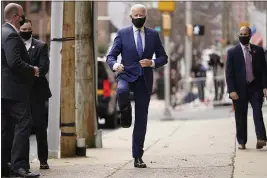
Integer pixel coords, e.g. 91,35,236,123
32,46,35,49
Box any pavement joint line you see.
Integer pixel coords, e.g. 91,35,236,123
122,165,233,170
105,121,186,177
168,119,188,137
145,153,235,157
105,138,162,178
105,161,131,178
230,142,237,178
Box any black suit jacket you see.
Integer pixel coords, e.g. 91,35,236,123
225,44,267,99
1,23,35,101
28,38,52,101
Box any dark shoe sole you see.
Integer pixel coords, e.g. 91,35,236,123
256,141,266,149
238,144,246,150
40,166,50,170
134,164,147,168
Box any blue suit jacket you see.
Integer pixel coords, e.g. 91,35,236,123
225,44,267,99
106,26,168,94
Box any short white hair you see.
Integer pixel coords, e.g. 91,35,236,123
129,4,147,16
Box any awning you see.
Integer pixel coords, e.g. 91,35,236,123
251,32,263,47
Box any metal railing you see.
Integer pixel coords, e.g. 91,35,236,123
171,74,232,108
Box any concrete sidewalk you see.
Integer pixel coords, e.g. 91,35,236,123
233,114,267,178
30,112,267,178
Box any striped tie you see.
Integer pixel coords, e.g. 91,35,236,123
136,30,143,75
245,46,254,82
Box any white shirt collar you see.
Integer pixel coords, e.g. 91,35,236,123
24,36,32,44
6,22,19,33
132,25,144,33
24,37,32,51
240,42,251,51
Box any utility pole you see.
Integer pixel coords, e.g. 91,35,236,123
93,2,103,149
222,1,227,42
60,1,76,157
228,2,233,44
221,1,227,61
185,1,192,87
75,1,97,150
48,1,63,159
158,1,175,120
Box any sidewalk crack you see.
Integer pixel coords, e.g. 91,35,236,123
105,121,187,177
230,139,237,178
105,138,161,178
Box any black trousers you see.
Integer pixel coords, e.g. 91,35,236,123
1,99,32,174
30,99,48,163
233,83,267,144
196,81,205,101
214,79,225,100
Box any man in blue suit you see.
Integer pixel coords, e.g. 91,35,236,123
226,26,267,150
106,4,168,168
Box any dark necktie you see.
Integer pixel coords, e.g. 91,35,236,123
244,46,254,82
136,30,143,58
136,30,144,76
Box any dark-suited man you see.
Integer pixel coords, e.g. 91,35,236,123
1,3,39,178
106,4,168,168
226,26,267,150
20,19,52,170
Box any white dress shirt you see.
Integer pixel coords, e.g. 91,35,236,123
112,25,155,70
133,25,145,51
24,37,32,51
240,43,252,62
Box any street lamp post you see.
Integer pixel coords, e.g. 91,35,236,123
185,1,192,91
158,1,175,120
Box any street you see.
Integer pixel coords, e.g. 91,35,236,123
29,99,267,178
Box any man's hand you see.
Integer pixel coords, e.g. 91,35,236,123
263,88,267,98
115,64,124,72
140,59,152,67
230,92,239,100
33,66,39,77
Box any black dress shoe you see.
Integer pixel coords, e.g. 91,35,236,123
238,144,246,150
134,158,147,168
256,140,266,149
40,161,50,169
120,105,132,128
13,168,40,178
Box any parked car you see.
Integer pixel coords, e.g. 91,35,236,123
33,57,119,135
97,57,119,129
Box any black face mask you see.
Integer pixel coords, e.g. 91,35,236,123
19,15,26,26
239,36,250,45
132,17,146,28
20,31,32,40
